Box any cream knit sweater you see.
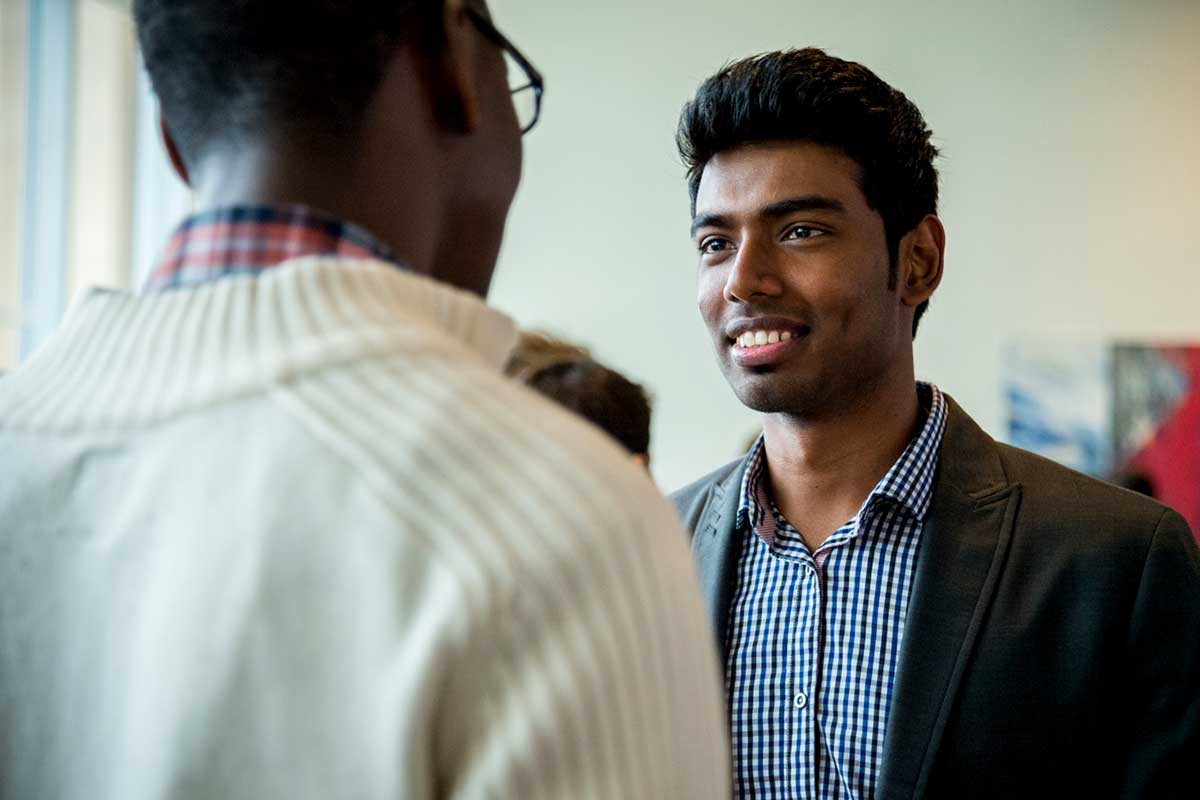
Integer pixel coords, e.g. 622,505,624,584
0,258,729,799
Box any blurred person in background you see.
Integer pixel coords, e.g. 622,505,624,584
506,331,653,467
671,47,1200,799
0,2,729,798
1116,470,1157,499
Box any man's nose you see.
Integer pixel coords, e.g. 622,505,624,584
724,238,783,304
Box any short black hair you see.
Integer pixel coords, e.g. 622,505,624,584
133,0,443,166
677,48,940,337
506,333,653,459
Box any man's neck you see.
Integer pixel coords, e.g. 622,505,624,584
190,134,442,281
760,374,923,551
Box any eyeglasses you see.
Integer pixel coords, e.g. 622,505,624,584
464,6,544,135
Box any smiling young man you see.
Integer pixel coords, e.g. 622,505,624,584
672,49,1200,799
0,2,730,797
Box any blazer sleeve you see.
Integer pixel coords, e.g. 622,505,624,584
1118,507,1200,799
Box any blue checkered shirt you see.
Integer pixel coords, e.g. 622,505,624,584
726,383,947,799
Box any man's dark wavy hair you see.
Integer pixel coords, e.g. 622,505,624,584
677,48,940,337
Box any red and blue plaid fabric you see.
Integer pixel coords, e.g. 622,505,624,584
144,205,398,291
726,383,947,799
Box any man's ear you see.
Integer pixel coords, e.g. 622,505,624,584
158,110,191,187
424,0,483,135
897,214,945,308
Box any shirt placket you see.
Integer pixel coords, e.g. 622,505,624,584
816,547,838,798
819,549,836,799
806,533,855,800
788,545,824,799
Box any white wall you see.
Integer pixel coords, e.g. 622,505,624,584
3,0,190,365
488,0,1200,490
66,0,137,297
0,0,27,369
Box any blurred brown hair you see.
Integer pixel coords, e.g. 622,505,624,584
506,332,652,462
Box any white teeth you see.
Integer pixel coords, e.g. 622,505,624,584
735,329,797,348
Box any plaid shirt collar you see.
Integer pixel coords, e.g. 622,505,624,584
736,382,947,547
144,205,400,292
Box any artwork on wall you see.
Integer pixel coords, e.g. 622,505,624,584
1005,341,1200,541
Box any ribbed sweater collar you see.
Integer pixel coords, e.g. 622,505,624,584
0,257,517,432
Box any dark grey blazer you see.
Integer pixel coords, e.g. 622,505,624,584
672,394,1200,799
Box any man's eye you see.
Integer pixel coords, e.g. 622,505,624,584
785,225,824,240
700,238,730,254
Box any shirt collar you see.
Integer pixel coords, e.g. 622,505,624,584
872,383,947,521
736,383,948,536
736,435,768,534
144,204,400,292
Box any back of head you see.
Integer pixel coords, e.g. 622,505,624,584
133,0,441,168
677,48,940,336
506,332,653,462
134,0,530,297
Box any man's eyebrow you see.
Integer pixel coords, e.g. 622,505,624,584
760,195,846,219
690,213,731,238
690,195,847,238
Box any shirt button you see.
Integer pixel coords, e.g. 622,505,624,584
794,692,809,710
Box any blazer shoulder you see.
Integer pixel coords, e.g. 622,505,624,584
993,441,1183,541
670,457,745,534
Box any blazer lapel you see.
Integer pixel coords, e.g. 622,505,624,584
691,455,750,664
877,397,1021,800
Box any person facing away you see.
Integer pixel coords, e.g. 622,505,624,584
506,331,653,468
0,2,730,798
670,48,1200,799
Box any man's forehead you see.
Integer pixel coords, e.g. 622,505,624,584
693,142,864,222
697,141,859,200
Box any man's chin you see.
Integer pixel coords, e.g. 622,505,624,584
730,379,799,415
728,373,833,417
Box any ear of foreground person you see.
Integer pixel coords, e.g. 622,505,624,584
0,1,729,797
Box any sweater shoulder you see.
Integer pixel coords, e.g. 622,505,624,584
275,347,673,562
